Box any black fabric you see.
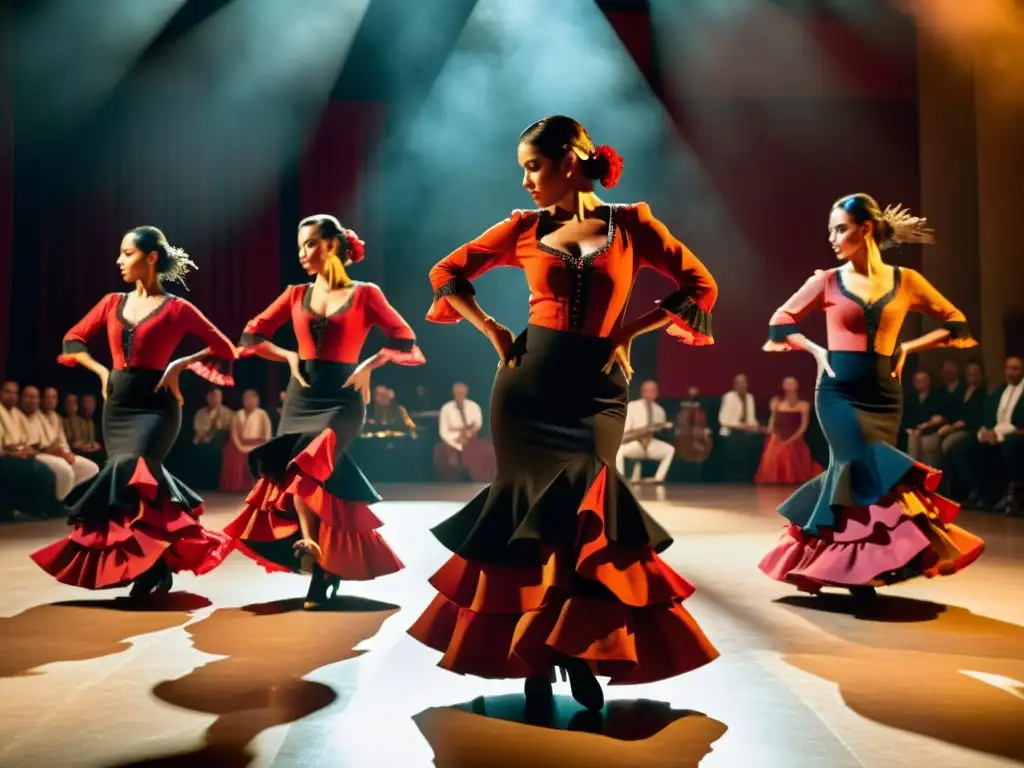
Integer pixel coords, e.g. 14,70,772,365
434,276,476,299
768,323,798,342
242,360,380,573
943,320,972,340
239,331,269,348
61,339,88,356
430,324,672,567
70,368,201,524
659,291,713,339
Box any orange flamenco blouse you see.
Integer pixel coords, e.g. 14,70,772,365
764,266,977,355
426,203,718,343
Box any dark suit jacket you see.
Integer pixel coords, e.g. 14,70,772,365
981,384,1024,430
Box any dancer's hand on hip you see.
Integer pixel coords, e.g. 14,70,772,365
155,363,184,404
602,330,634,382
809,345,836,379
344,364,373,405
484,317,517,369
891,344,908,380
285,351,310,388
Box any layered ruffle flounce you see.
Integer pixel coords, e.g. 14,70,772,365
759,443,984,591
408,461,719,684
223,428,404,580
30,457,232,589
755,435,823,485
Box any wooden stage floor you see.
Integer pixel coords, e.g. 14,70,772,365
0,484,1022,768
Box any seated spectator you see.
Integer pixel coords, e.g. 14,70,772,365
946,356,1024,513
718,373,764,482
0,380,60,518
905,370,945,460
19,385,99,501
62,393,104,463
924,360,987,471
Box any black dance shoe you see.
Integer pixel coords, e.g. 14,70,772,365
303,565,341,610
130,560,170,599
554,654,604,712
847,585,877,605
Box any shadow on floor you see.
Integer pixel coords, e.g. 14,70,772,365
0,592,211,678
107,595,399,767
780,593,1024,762
414,695,728,768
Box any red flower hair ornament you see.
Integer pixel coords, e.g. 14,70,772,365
343,229,366,264
593,144,623,189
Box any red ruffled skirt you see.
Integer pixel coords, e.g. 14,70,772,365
223,360,403,581
408,324,718,682
31,457,233,589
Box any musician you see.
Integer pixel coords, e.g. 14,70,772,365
366,385,417,436
718,372,764,482
616,380,675,483
435,382,484,481
674,385,713,482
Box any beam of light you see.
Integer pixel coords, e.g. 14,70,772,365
14,0,187,144
891,0,1024,104
91,0,371,228
379,0,733,274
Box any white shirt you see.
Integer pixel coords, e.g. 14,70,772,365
236,408,272,441
19,409,63,450
0,405,29,448
992,381,1024,442
38,410,71,450
439,399,483,451
624,399,668,438
719,391,759,436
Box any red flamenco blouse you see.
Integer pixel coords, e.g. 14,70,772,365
240,281,425,365
58,293,238,377
427,203,718,343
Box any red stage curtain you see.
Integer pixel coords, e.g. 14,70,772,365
299,101,385,286
25,88,281,399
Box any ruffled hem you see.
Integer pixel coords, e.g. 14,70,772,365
186,357,235,386
224,428,404,580
658,295,714,346
759,487,984,591
426,276,474,324
30,457,232,589
377,344,426,366
408,464,718,683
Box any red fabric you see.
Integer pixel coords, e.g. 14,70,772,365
57,293,237,371
766,267,977,356
220,438,260,492
755,412,822,485
408,466,719,683
240,282,423,365
426,204,718,342
224,428,404,581
29,458,233,589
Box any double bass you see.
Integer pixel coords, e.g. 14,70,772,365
674,396,713,464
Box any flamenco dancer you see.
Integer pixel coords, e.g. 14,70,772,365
759,194,985,600
408,116,720,712
224,215,424,609
31,227,238,597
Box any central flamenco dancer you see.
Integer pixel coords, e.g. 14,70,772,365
408,116,720,712
759,193,984,600
224,215,424,609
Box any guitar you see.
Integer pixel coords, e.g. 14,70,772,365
621,421,673,443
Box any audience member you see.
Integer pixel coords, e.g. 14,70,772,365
718,373,763,482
